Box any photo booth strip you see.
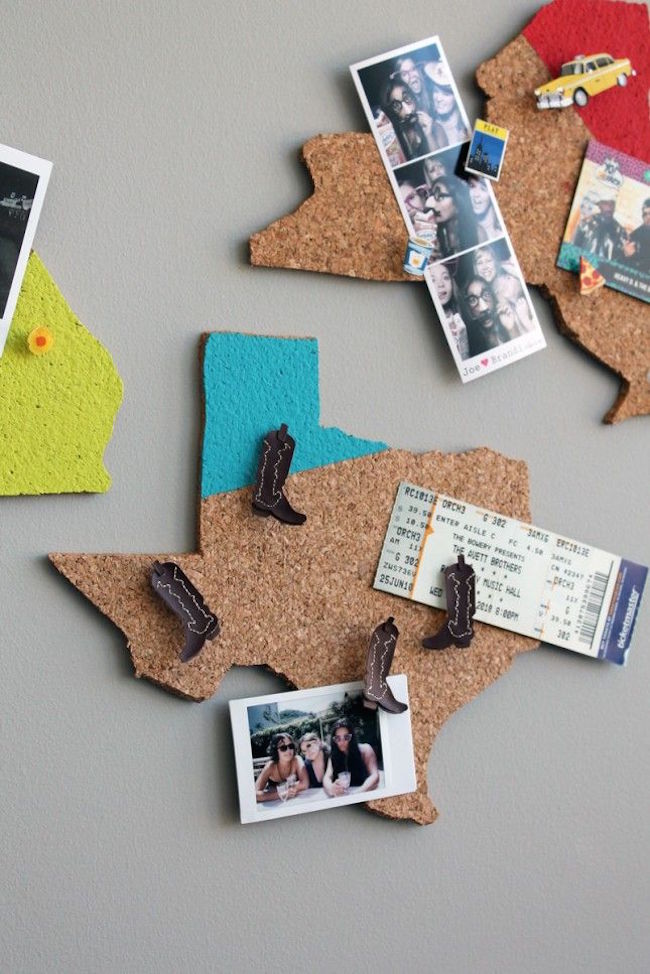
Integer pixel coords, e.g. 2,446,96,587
476,0,650,422
0,252,122,494
51,331,538,826
350,36,546,382
0,143,52,357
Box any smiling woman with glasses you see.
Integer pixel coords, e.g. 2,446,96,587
254,733,309,803
322,718,379,798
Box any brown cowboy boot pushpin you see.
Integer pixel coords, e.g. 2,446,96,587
151,561,220,662
252,423,306,525
422,554,476,650
363,617,408,714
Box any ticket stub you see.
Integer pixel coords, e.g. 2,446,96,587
374,482,647,664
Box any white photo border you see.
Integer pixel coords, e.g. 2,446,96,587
350,37,546,382
229,675,416,824
0,143,52,356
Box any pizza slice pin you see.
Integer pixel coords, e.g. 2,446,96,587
580,256,606,296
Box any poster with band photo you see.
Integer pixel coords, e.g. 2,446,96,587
350,37,546,382
557,139,650,305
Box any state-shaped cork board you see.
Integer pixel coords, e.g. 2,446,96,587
0,252,123,494
250,0,650,424
51,331,538,826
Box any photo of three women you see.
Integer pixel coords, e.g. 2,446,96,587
254,718,380,803
431,240,536,360
357,42,469,168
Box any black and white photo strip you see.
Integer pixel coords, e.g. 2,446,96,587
351,38,546,380
229,677,415,823
0,144,52,356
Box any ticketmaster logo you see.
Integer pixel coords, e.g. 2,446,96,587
617,586,640,650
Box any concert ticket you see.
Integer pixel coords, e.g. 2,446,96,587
374,482,647,663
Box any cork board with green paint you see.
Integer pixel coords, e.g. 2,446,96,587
0,252,123,494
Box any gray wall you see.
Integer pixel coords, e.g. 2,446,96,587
2,2,648,972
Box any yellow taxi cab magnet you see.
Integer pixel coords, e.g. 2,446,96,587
535,53,636,109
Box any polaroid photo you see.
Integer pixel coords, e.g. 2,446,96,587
229,676,416,824
0,144,52,356
557,138,650,305
351,37,546,381
464,119,509,182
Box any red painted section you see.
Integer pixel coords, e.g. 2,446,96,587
523,0,650,158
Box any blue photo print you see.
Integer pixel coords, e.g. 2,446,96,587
464,119,509,182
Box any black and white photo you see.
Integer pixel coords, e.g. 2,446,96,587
0,144,52,355
396,146,506,260
432,238,538,361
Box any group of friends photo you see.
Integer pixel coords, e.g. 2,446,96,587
396,145,504,259
571,191,650,272
356,41,470,168
231,677,415,822
248,691,384,810
432,238,537,359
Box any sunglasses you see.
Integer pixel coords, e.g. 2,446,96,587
389,93,415,113
428,189,452,202
334,733,352,742
466,289,492,307
277,743,295,752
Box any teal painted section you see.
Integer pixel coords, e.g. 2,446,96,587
201,333,387,497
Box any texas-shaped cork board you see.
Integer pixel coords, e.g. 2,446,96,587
51,331,538,825
250,0,650,424
0,252,122,494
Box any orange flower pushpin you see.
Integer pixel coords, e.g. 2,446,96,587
27,326,55,355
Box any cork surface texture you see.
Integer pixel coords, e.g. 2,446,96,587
249,133,416,282
50,334,538,826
